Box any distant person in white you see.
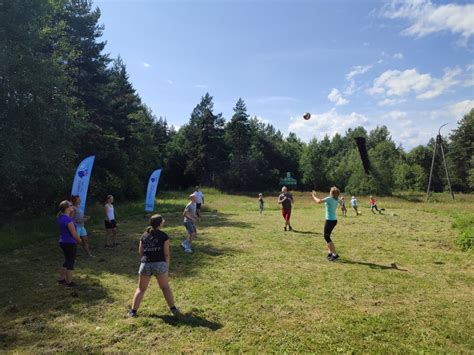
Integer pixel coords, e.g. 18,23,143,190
182,193,198,253
194,186,204,218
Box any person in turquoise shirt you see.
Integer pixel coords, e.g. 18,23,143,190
311,187,340,261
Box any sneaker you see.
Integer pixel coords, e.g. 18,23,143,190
288,226,293,231
65,282,77,288
284,226,287,231
184,247,193,253
127,309,137,317
329,254,339,261
180,240,188,250
326,253,332,260
170,307,181,317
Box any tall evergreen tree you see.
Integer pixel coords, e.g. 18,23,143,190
448,108,474,192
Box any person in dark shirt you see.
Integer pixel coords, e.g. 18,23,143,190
278,186,294,231
128,214,180,317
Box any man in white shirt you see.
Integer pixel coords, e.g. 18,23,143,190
194,186,204,217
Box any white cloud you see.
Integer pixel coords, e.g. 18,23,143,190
328,88,349,106
416,67,461,100
195,84,208,89
256,96,299,104
288,108,368,142
167,79,173,85
448,99,474,120
464,64,474,87
378,98,406,106
368,67,462,100
383,0,474,41
346,65,373,81
255,115,272,125
393,52,404,59
344,65,373,94
143,62,151,68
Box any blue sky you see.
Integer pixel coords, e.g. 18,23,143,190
94,0,473,150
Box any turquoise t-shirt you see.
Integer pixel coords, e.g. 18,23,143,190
323,196,339,221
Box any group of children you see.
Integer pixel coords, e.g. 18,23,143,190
56,183,384,317
56,187,205,316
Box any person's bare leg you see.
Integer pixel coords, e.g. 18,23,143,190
327,242,336,254
112,228,117,245
65,270,73,283
157,273,175,308
186,232,196,247
59,267,67,281
131,275,151,311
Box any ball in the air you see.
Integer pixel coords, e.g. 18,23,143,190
303,112,311,120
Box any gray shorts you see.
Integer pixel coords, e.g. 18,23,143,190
138,262,168,276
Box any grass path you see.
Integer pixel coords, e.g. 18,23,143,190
0,192,473,352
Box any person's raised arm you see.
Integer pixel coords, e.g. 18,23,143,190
311,191,323,204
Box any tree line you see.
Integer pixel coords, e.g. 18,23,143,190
1,0,473,217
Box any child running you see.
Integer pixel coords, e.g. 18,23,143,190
181,193,198,253
104,195,118,248
70,195,93,256
258,193,264,215
128,214,180,317
311,187,340,261
339,195,347,217
350,196,360,216
369,195,383,214
57,200,82,287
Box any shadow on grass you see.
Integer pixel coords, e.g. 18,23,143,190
291,229,320,235
340,259,408,271
0,259,111,351
149,312,222,331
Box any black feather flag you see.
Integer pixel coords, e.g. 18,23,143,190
355,137,371,175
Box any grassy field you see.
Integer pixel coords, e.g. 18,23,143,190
0,190,473,352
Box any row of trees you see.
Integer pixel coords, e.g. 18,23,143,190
1,0,473,217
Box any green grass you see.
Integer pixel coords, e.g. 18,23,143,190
0,191,473,352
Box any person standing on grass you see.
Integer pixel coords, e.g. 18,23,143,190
128,214,180,317
194,186,204,218
181,193,198,253
312,187,340,261
70,195,93,257
104,195,118,248
351,196,360,216
339,195,347,217
258,193,264,215
57,200,82,287
278,186,293,231
369,195,383,214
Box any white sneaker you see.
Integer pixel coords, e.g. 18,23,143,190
184,247,193,253
180,240,188,249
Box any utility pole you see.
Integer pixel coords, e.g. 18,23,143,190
426,123,454,201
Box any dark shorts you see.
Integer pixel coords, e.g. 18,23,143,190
196,203,202,210
104,219,116,229
282,208,291,221
59,242,77,270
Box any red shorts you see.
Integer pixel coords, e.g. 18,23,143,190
282,209,291,222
